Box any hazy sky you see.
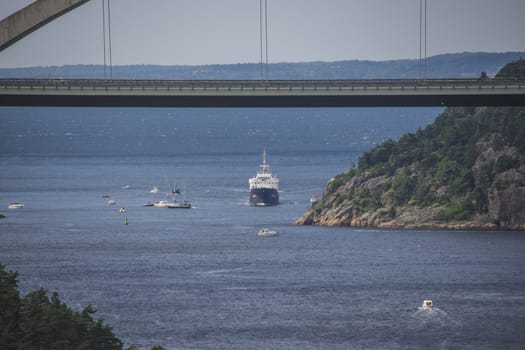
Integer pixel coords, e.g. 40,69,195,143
0,0,524,67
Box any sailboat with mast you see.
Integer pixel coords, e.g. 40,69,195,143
151,181,191,209
166,184,191,209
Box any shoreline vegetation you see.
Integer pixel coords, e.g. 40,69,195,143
0,263,165,350
296,59,525,231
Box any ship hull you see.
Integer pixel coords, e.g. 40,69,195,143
250,188,279,206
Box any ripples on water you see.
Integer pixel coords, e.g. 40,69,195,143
1,108,525,349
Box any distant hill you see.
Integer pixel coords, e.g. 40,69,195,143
0,51,524,80
296,59,525,230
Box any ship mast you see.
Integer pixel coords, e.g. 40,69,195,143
260,148,269,174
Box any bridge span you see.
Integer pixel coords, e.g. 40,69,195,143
0,78,524,108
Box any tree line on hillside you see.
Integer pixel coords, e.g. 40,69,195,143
322,59,525,225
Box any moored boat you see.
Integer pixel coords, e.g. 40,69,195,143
257,228,279,237
8,203,24,209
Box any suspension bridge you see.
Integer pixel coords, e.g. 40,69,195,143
0,0,524,108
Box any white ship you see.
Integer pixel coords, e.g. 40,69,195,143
249,149,279,206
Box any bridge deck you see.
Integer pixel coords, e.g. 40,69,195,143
1,78,524,107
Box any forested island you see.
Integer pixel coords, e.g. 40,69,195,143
296,59,525,230
0,264,164,350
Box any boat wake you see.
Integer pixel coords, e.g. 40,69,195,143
415,306,448,316
410,305,460,330
198,267,246,278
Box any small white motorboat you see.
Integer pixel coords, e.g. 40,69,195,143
8,203,24,209
143,201,155,207
257,228,279,237
420,300,433,310
108,199,116,205
150,186,159,193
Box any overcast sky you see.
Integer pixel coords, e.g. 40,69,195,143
0,0,524,68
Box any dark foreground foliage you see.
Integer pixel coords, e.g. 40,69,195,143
0,263,165,350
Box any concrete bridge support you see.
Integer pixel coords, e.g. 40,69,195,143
0,0,91,52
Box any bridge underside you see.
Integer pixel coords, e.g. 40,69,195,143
2,93,524,108
1,78,523,107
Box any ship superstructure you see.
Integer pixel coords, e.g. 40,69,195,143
249,149,279,206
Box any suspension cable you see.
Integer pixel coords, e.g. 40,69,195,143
264,0,268,80
424,0,427,79
419,0,422,79
259,0,269,80
259,0,263,79
107,0,113,79
419,0,428,79
102,0,107,79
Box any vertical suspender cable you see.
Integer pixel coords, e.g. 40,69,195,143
424,0,427,79
264,0,268,80
419,0,422,79
107,0,113,79
102,0,107,79
259,0,264,79
419,0,428,79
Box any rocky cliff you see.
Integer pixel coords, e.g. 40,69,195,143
296,60,525,230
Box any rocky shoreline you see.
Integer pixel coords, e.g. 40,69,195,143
295,203,505,230
295,155,525,231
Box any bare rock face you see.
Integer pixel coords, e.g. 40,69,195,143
473,139,525,230
295,133,525,231
488,167,525,230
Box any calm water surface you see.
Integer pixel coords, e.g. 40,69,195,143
1,108,525,349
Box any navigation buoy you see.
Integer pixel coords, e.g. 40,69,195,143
124,216,128,225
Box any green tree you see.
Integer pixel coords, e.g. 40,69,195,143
0,264,21,350
496,59,525,78
392,169,417,205
0,264,167,350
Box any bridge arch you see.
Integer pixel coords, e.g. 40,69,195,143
0,0,91,52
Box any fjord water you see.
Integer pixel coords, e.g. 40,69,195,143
1,107,525,349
